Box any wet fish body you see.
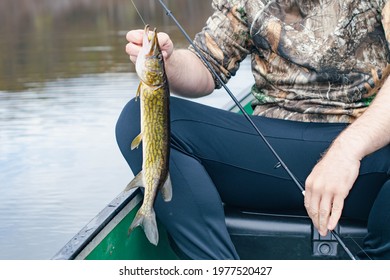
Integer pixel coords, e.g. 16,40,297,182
126,25,172,246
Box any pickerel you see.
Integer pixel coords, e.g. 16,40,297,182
126,25,172,246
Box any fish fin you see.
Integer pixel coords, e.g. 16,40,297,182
129,207,159,246
160,172,172,202
124,171,143,191
135,83,142,100
131,133,143,150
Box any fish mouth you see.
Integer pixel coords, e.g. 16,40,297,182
136,24,164,86
143,24,160,57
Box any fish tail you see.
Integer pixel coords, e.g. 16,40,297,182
129,206,159,246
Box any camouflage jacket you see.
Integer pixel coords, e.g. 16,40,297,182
190,0,390,122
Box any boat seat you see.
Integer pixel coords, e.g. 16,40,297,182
224,205,367,259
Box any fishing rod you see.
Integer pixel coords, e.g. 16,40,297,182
149,0,357,260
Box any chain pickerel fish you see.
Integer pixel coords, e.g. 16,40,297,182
125,25,172,246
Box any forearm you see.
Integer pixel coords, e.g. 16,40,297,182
329,76,390,160
165,49,215,98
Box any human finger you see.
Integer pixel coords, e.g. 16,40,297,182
126,42,142,57
318,195,332,236
156,32,174,59
129,55,137,64
306,192,321,230
328,196,345,231
126,29,144,44
304,177,312,209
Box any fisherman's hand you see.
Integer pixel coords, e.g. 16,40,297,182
304,146,360,236
126,29,174,64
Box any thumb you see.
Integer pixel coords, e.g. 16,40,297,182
157,32,174,59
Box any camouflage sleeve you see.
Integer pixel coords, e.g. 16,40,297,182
189,0,252,89
382,1,390,51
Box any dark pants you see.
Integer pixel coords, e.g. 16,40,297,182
116,96,390,259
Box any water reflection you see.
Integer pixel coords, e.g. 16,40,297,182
0,73,142,259
0,0,215,259
0,0,212,91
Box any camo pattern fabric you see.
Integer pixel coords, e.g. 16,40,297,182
190,0,390,122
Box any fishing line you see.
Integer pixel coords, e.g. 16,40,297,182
349,236,373,260
130,0,147,26
132,0,357,260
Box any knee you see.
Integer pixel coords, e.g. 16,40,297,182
362,179,390,259
368,179,390,231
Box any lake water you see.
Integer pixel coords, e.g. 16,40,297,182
0,73,137,259
0,0,253,259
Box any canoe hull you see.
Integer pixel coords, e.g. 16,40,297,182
53,185,366,260
53,188,178,260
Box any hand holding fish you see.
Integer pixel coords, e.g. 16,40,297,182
126,29,174,64
126,29,215,97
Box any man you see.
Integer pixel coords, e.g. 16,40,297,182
117,0,390,259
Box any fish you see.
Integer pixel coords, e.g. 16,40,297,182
125,25,172,246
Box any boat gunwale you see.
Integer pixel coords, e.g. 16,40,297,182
52,188,141,260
